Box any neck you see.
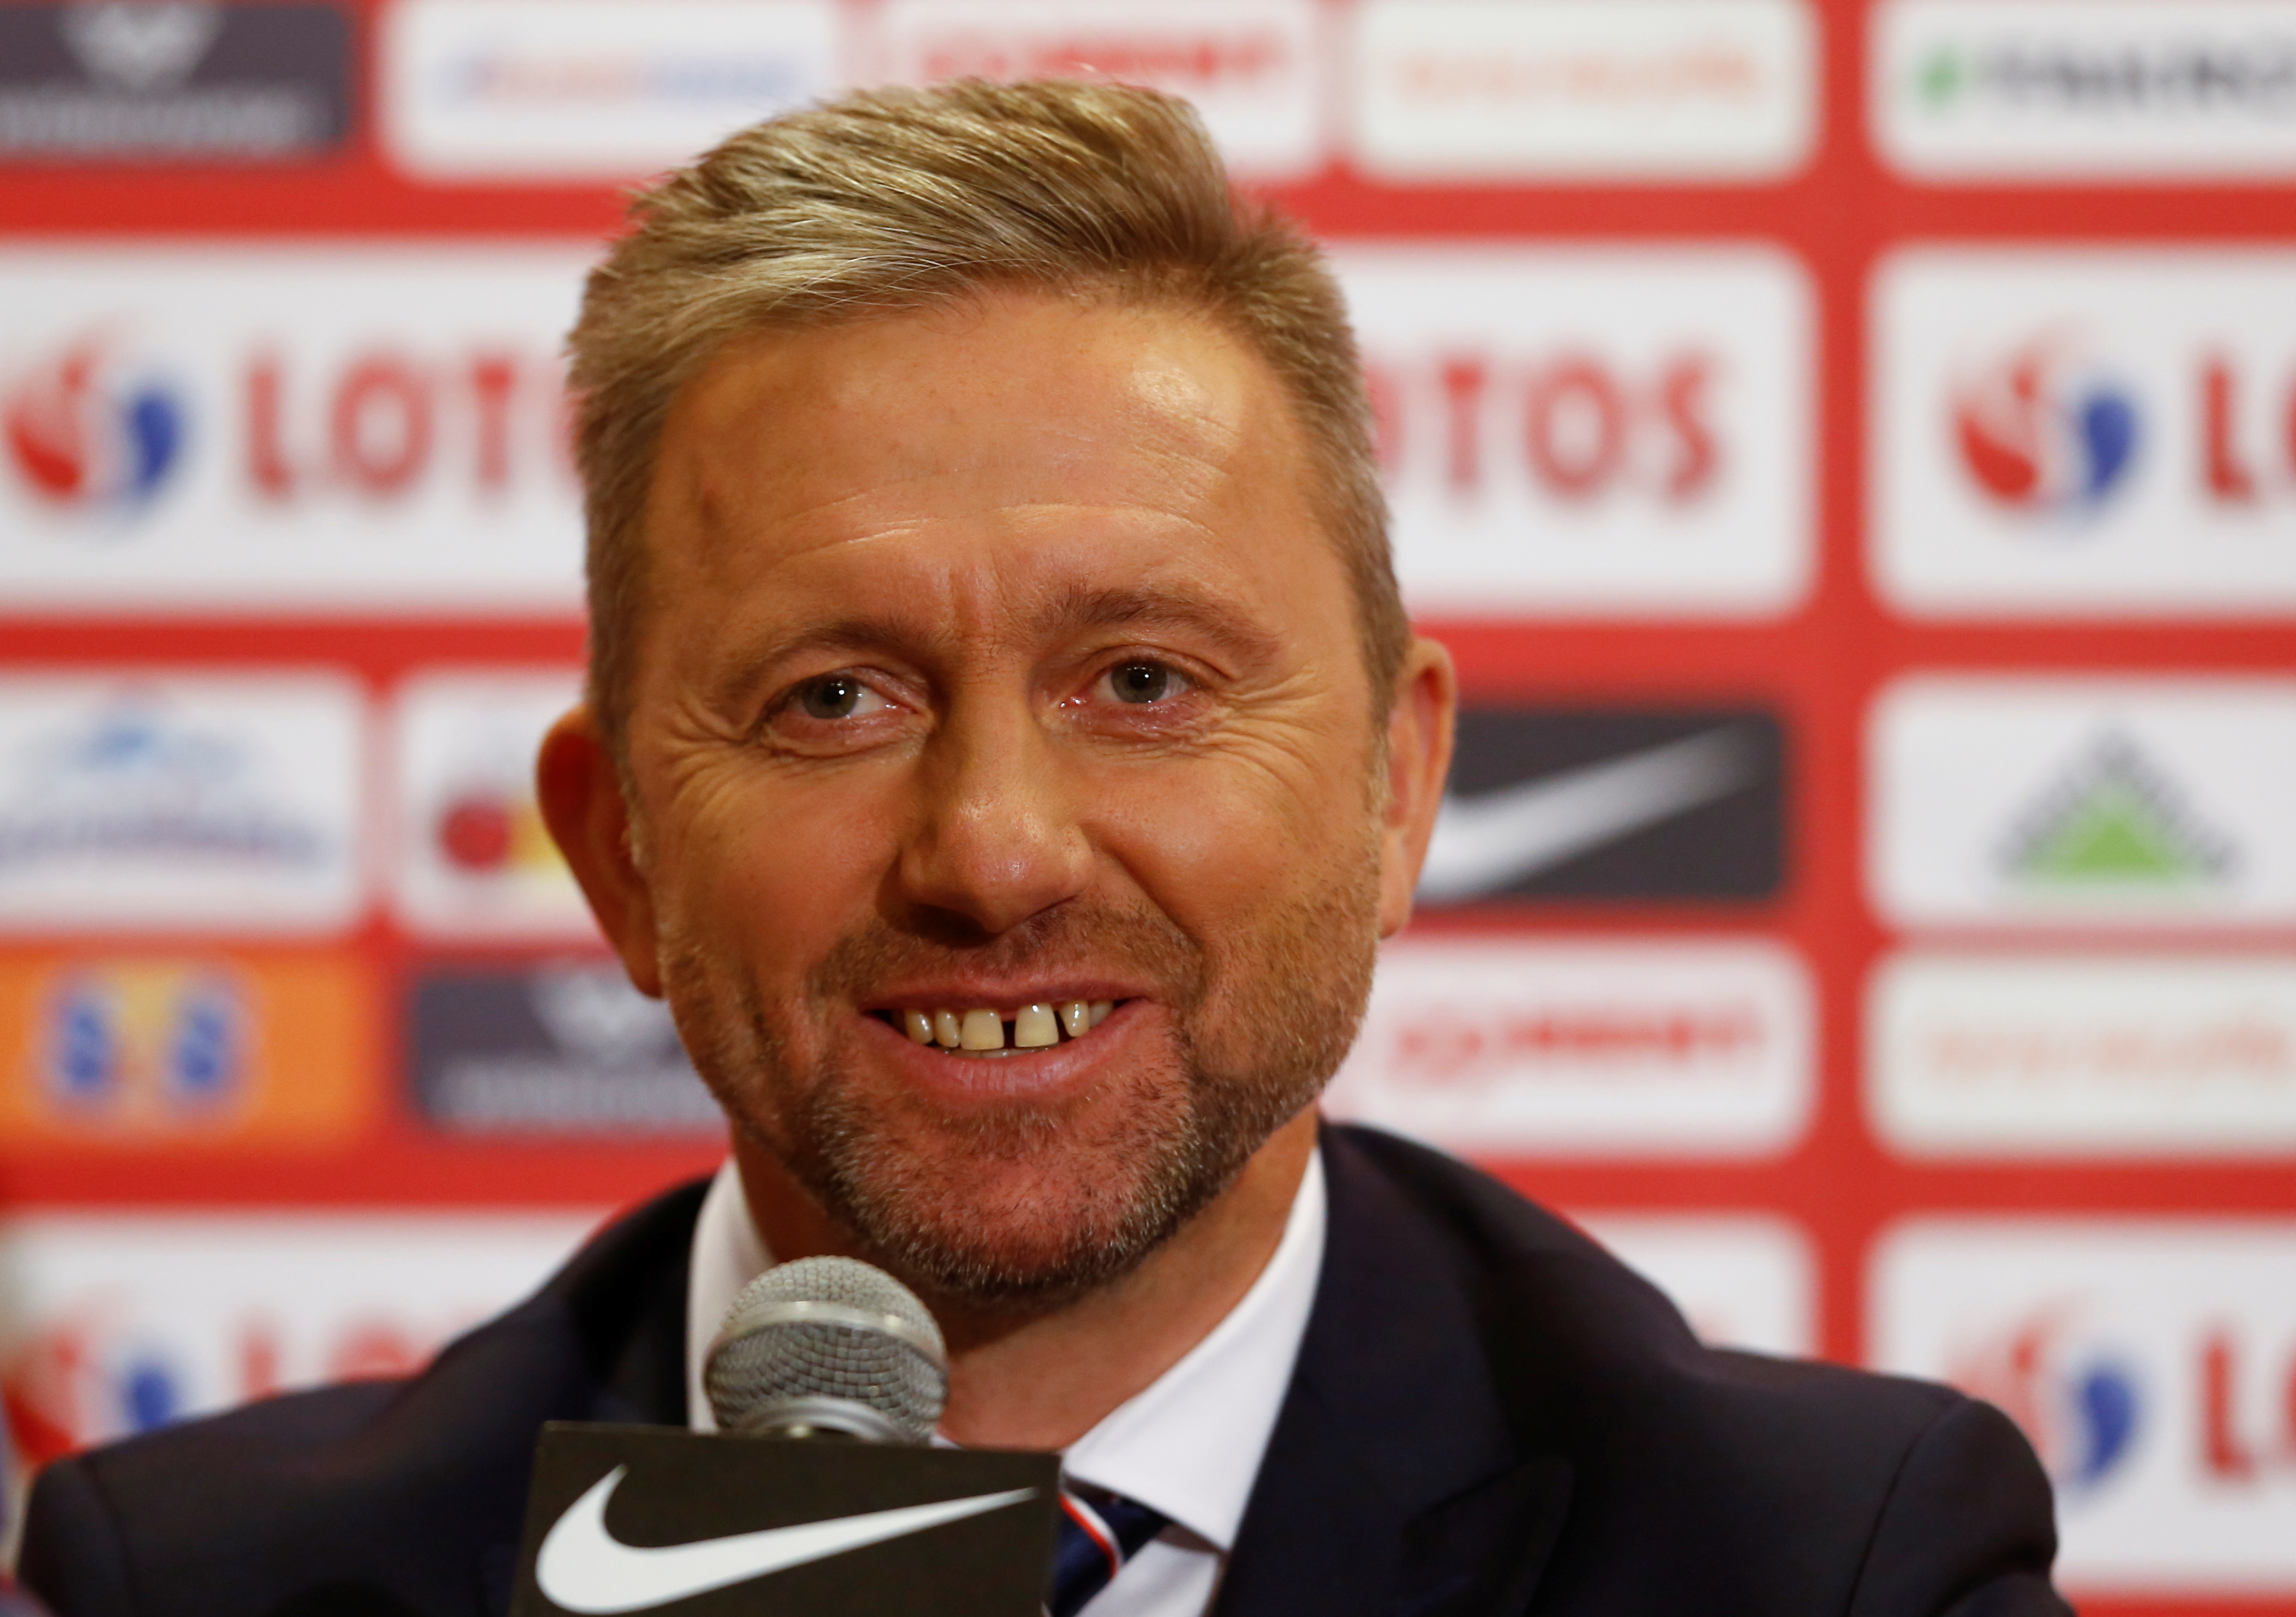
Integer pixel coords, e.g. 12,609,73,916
733,1108,1319,1451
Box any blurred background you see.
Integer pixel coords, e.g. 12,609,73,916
1,0,2293,1603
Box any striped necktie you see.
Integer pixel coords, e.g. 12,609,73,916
1048,1483,1168,1617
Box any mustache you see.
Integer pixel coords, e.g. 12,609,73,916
804,899,1209,1008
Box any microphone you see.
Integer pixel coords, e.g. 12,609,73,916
705,1256,948,1444
511,1254,1059,1615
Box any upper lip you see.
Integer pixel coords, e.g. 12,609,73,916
862,980,1148,1012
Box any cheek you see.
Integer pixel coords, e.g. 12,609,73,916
651,763,900,963
1098,752,1368,937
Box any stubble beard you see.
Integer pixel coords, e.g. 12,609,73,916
661,849,1382,1315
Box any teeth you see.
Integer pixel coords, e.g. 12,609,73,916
1014,1004,1059,1047
894,999,1125,1055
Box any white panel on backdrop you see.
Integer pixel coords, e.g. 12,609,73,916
0,672,364,933
1871,1219,2296,1593
389,669,594,941
1871,951,2296,1157
1874,1,2296,182
0,244,593,613
1872,248,2296,615
1351,0,1816,182
383,0,842,182
1868,676,2296,928
0,1212,600,1459
869,0,1324,182
1578,1214,1814,1357
1333,245,1813,618
1323,936,1814,1157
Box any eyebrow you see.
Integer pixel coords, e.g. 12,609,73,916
708,579,1285,712
1028,579,1285,668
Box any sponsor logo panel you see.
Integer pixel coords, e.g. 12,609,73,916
1869,676,2296,929
1872,248,2296,616
1578,1214,1814,1356
1875,0,2296,182
1351,0,1815,182
0,245,591,612
0,672,364,933
409,961,721,1136
0,949,377,1149
1422,705,1784,906
0,2,351,162
1871,951,2296,1157
1872,1219,2296,1591
1334,245,1813,618
871,0,1322,181
1323,936,1813,1158
382,0,840,182
0,1212,599,1466
391,669,591,940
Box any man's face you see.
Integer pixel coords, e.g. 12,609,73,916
567,291,1431,1309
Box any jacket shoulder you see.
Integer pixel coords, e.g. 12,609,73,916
19,1178,708,1617
1327,1121,1964,1433
1322,1125,2064,1613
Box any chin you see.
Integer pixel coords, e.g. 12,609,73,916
786,1074,1218,1311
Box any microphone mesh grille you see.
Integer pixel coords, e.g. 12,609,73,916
705,1255,948,1442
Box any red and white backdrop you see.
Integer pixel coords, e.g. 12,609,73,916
2,0,2294,1603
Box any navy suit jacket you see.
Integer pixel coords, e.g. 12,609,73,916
21,1125,2071,1616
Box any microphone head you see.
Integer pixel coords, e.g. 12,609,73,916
704,1255,948,1444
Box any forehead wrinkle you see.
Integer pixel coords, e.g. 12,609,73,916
739,438,1237,553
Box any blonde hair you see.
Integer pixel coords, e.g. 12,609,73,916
567,77,1406,750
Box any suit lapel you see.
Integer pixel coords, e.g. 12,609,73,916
1215,1127,1573,1617
477,1178,703,1616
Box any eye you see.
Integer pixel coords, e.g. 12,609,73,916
1103,661,1184,705
795,673,887,721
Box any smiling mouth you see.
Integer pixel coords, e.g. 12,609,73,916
872,1000,1120,1058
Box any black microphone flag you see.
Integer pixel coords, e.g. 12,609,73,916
511,1423,1061,1617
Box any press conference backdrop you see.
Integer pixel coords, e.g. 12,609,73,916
1,0,2293,1602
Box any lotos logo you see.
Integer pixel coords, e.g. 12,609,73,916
1,1305,425,1469
1950,1304,2141,1492
2,336,187,514
1952,338,2138,513
0,1309,190,1468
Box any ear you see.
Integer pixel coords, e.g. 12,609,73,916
1377,636,1458,938
536,705,664,997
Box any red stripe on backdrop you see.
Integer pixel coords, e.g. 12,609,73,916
0,1,2291,1607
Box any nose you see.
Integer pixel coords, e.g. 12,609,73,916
896,692,1093,936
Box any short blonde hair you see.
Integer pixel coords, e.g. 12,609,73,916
567,77,1406,751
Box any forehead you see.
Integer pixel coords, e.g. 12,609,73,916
638,291,1345,663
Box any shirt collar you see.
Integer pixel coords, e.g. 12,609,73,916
683,1144,1328,1553
684,1156,768,1434
1057,1145,1325,1552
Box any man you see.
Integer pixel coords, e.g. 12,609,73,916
19,80,2068,1617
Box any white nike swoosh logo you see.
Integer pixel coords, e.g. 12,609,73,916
1416,726,1763,903
534,1465,1039,1615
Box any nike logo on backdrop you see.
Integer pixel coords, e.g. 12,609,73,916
533,1466,1039,1614
1416,726,1763,903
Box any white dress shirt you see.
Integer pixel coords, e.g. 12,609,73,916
684,1148,1328,1617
